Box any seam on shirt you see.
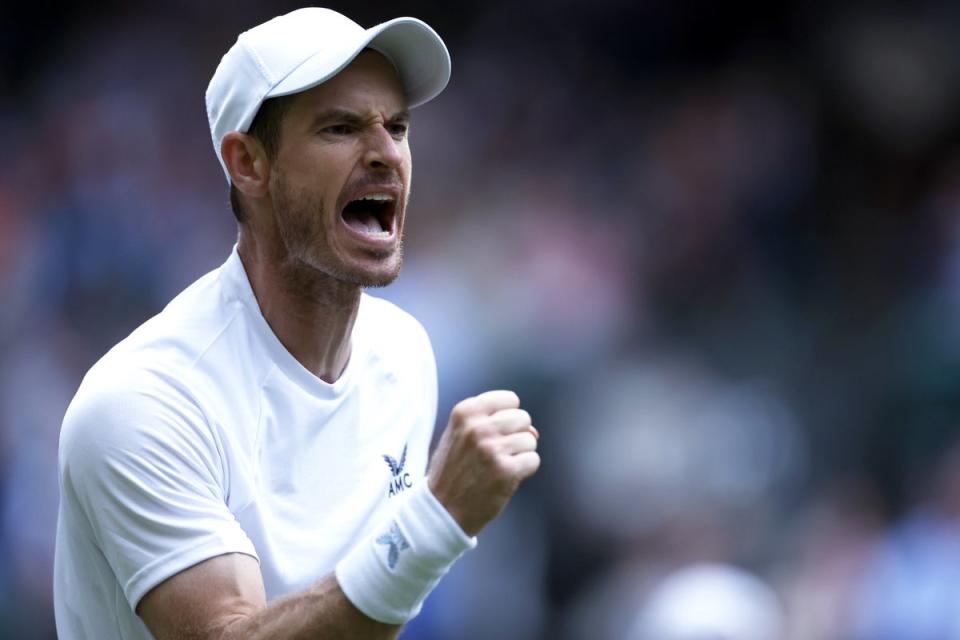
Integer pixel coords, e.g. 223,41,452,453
238,362,274,511
183,302,243,495
125,529,258,611
254,364,271,448
188,303,243,369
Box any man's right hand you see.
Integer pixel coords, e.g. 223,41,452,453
427,390,541,537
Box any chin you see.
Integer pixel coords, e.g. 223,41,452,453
304,249,403,289
357,272,400,288
335,265,401,288
353,255,403,288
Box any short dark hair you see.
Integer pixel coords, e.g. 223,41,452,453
229,94,296,223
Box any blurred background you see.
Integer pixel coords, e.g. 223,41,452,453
3,0,960,638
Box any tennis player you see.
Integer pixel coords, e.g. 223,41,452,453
53,8,540,639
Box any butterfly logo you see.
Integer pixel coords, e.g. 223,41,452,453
383,443,412,497
382,444,407,477
376,522,410,570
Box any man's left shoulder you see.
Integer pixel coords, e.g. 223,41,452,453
357,294,437,407
359,293,430,341
358,293,434,363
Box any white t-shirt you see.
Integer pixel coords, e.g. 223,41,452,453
53,248,438,639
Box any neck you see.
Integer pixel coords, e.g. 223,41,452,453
237,228,361,384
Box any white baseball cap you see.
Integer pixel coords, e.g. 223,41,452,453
206,7,451,182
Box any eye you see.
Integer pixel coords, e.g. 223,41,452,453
322,124,353,135
387,123,409,139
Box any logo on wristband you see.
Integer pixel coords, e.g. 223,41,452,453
376,522,410,569
383,443,413,498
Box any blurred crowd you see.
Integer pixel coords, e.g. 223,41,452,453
3,1,960,638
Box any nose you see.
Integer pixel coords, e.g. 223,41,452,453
363,125,404,172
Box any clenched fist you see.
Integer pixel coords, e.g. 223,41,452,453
427,390,541,537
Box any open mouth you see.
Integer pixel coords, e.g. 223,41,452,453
341,194,396,239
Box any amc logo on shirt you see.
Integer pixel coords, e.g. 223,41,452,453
382,444,412,498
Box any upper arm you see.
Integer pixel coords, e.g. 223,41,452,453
59,368,258,615
137,552,266,640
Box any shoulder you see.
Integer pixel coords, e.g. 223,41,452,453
59,264,241,483
355,294,438,433
357,293,433,355
58,355,232,533
73,254,254,427
116,263,243,368
355,294,437,398
60,355,210,472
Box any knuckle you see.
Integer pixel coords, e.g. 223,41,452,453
478,439,499,459
451,400,475,424
493,456,514,478
464,421,488,446
466,414,487,429
525,432,538,450
529,452,542,473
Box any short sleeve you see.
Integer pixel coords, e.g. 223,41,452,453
58,368,257,611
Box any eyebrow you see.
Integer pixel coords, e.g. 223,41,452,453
308,108,411,130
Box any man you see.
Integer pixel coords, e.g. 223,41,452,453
53,8,540,639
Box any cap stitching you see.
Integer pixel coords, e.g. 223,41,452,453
241,39,276,85
267,46,335,91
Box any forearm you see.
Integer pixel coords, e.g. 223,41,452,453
142,485,472,640
142,391,539,640
218,574,401,640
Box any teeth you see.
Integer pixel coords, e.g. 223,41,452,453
358,193,394,202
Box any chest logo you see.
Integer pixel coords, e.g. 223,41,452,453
383,443,412,498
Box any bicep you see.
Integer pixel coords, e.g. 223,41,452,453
60,377,258,609
138,552,266,640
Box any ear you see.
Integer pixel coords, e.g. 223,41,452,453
221,132,270,197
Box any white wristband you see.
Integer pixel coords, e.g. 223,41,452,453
335,482,477,624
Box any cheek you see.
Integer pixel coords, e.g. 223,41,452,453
273,176,325,242
281,145,352,195
401,144,412,176
401,150,413,199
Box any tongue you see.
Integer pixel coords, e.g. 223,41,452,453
344,211,383,234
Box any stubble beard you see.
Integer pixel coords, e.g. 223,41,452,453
271,172,404,291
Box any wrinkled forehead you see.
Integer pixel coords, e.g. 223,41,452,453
284,50,409,120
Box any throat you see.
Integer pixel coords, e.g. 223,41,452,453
238,242,361,383
263,285,359,383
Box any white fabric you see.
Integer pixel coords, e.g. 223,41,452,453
53,247,438,639
336,481,476,624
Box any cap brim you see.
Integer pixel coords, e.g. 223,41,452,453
268,17,451,108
